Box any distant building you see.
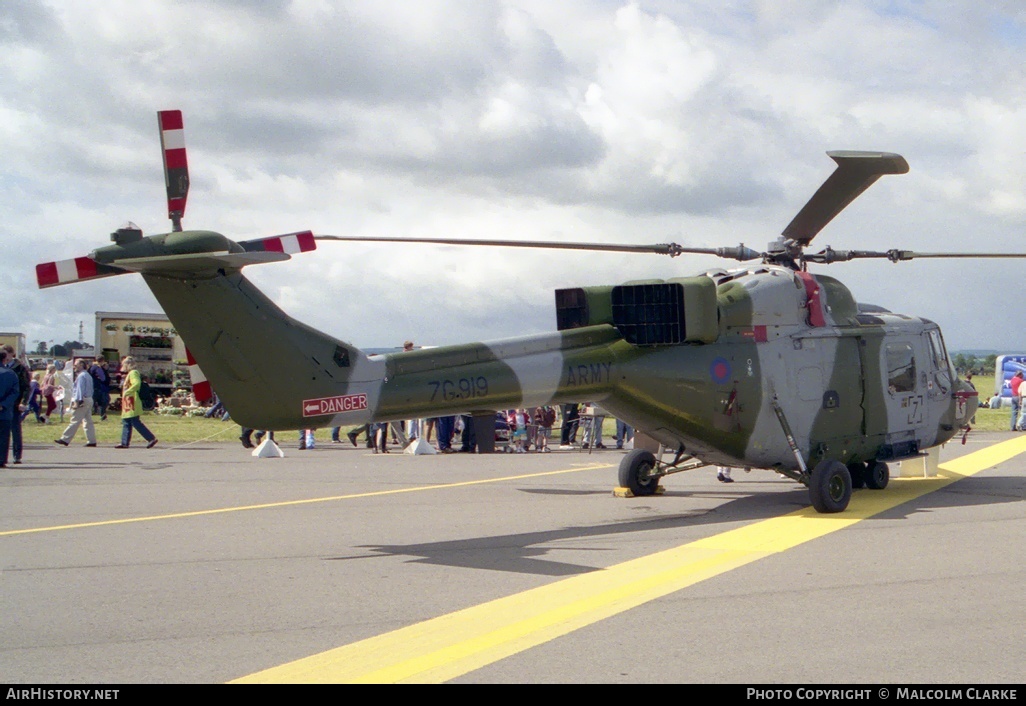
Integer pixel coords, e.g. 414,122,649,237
95,312,188,396
0,332,26,357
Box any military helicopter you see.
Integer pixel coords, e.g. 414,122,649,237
39,110,1002,513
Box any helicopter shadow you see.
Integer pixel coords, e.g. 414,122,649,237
331,473,1022,576
331,482,812,577
865,474,1024,520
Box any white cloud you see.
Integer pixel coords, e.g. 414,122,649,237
1,0,1025,356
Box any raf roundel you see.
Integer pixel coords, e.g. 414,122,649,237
710,357,732,385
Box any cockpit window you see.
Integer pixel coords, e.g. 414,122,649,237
333,345,351,368
886,343,916,393
927,329,948,368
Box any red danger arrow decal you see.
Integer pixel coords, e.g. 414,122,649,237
302,393,368,417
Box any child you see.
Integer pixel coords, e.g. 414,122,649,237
509,408,530,453
23,372,44,423
533,405,555,453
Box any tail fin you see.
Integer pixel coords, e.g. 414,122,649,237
142,263,382,430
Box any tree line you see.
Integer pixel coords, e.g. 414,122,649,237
952,353,996,375
32,340,88,357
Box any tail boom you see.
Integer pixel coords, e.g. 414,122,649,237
145,267,628,430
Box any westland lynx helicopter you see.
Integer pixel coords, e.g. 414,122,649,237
39,110,998,513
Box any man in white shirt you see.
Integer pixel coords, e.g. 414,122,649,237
55,359,97,447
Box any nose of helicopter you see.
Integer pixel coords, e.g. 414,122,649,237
953,378,979,427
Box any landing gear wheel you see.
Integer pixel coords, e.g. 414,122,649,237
847,462,866,489
809,460,852,513
618,449,660,496
865,461,889,490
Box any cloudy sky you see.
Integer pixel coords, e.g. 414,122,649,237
2,0,1024,356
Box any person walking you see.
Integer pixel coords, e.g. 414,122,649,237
1016,383,1026,433
559,403,580,449
115,356,157,449
435,415,456,453
371,422,390,453
1011,371,1025,431
0,349,20,468
89,356,110,421
54,359,97,448
24,372,44,423
41,363,59,423
240,427,255,448
534,405,556,452
3,345,30,464
240,428,274,448
614,418,633,449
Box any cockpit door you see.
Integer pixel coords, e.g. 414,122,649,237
879,336,925,458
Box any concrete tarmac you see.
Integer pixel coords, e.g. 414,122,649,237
1,432,1023,684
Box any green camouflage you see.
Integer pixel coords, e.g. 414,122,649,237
81,230,975,478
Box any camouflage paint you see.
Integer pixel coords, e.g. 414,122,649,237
49,230,977,474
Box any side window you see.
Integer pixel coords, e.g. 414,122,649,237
333,345,350,368
886,342,916,393
928,330,945,367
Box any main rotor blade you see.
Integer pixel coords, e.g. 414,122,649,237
782,151,909,247
805,248,1026,264
886,251,1026,260
314,235,762,261
239,230,317,255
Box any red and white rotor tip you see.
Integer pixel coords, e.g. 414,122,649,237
36,257,120,289
158,110,189,231
185,348,213,403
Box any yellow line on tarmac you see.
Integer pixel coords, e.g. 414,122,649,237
0,464,611,537
233,435,1026,684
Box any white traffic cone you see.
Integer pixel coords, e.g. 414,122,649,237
404,437,438,455
253,437,285,458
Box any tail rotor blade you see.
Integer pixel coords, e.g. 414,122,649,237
36,256,125,289
185,348,212,403
158,110,189,231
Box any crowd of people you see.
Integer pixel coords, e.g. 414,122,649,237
2,347,741,491
0,338,797,490
247,402,635,456
0,350,159,467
